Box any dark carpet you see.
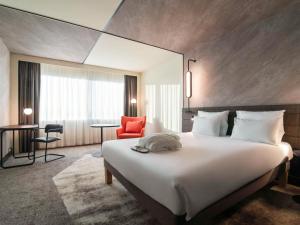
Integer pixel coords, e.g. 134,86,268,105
0,145,299,225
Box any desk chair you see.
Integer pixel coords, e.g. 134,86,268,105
31,124,65,162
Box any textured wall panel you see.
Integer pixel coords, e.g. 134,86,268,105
106,0,300,107
106,0,293,53
185,0,300,107
0,6,101,63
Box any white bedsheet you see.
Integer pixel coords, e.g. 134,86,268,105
102,132,293,220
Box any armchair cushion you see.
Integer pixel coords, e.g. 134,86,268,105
125,120,143,133
118,133,144,139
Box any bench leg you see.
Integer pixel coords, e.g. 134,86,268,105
105,167,113,185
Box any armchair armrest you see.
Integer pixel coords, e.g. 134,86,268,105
116,127,125,136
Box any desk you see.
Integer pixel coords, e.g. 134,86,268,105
90,124,119,144
0,124,39,169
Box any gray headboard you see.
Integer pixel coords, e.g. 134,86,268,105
182,104,300,150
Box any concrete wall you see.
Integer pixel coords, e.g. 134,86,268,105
0,38,10,157
142,54,183,132
184,1,300,107
105,0,300,108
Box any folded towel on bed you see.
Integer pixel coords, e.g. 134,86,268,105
134,133,182,152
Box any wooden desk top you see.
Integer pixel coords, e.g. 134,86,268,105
0,124,39,131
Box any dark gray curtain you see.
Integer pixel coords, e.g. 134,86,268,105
18,61,41,152
124,75,137,117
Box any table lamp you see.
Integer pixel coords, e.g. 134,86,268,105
24,108,32,115
130,98,137,117
130,98,137,104
23,108,32,124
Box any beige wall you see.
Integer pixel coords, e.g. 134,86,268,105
10,53,142,126
0,38,11,157
141,54,183,132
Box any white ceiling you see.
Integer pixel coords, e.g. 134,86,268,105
84,34,177,72
0,0,121,30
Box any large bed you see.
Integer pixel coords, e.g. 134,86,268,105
102,104,300,225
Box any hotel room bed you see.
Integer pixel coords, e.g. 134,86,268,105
102,132,293,222
102,104,300,225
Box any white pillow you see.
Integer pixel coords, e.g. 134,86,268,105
236,110,285,119
236,110,285,140
192,116,221,136
198,111,229,136
231,118,283,145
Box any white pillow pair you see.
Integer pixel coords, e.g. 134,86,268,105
231,110,285,145
192,111,229,136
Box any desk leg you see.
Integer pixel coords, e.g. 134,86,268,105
12,131,15,157
100,127,103,145
27,130,31,159
0,131,3,168
30,129,36,163
28,129,34,160
1,129,36,169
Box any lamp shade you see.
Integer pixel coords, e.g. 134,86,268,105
186,71,192,98
130,98,137,104
23,108,33,115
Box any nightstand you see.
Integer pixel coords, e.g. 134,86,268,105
271,150,300,204
289,150,300,204
289,150,300,186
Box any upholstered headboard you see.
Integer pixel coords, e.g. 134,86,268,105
182,104,300,150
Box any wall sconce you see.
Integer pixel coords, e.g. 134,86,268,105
186,59,196,110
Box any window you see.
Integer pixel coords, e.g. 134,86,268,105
144,84,181,132
39,64,124,146
40,64,124,123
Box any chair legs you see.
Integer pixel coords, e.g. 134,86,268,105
44,153,65,162
44,141,65,162
35,142,65,163
45,142,47,162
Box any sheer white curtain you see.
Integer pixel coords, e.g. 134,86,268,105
144,84,181,132
39,64,124,147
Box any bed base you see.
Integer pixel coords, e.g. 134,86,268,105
104,159,288,225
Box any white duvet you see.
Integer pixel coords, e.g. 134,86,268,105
102,132,293,220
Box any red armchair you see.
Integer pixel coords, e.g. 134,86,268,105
116,116,146,139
